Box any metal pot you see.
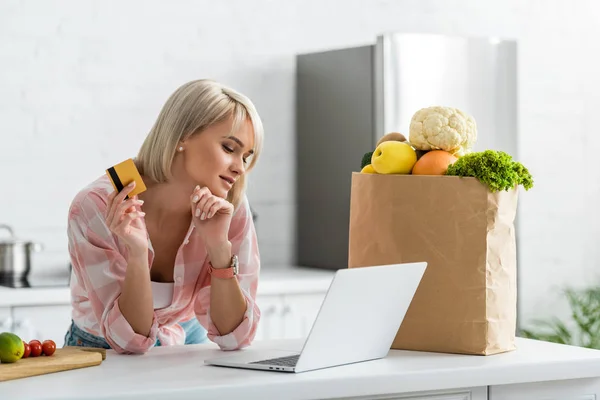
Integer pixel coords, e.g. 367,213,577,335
0,224,44,282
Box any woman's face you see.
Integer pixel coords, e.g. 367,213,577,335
176,116,255,198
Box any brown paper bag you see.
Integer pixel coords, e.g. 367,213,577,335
348,172,518,355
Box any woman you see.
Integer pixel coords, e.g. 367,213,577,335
64,79,264,354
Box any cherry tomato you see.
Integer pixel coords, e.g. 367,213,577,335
22,341,31,358
42,340,56,356
29,340,43,357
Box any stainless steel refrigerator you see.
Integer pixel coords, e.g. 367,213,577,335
295,32,518,270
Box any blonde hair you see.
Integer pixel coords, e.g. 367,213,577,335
135,79,264,209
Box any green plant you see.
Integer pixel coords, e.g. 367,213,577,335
361,151,374,169
519,286,600,349
445,150,534,192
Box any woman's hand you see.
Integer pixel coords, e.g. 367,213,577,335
190,185,234,250
106,181,148,258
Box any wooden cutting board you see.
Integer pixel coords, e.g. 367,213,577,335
0,346,106,382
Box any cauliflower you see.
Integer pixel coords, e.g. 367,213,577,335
408,106,477,156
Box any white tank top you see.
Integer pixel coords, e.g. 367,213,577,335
151,281,174,309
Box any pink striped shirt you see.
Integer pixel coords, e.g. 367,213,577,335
67,174,261,354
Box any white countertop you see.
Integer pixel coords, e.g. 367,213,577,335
3,338,600,399
0,266,335,308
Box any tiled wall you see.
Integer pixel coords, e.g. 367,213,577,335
1,0,599,326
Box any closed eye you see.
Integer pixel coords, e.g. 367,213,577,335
223,144,249,164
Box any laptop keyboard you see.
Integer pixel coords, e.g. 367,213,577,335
249,354,300,367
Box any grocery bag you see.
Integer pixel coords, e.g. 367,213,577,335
348,172,518,355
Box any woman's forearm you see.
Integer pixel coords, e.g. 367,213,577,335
207,241,247,335
118,254,154,336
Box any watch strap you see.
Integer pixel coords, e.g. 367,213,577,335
208,255,238,279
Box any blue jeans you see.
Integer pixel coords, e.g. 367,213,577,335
64,318,209,349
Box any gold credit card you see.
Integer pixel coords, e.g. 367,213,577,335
105,158,147,198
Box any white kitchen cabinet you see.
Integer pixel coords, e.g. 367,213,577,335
281,293,324,339
348,387,487,399
0,306,12,333
4,292,326,346
490,377,600,399
1,293,327,346
0,267,334,346
11,305,72,347
254,294,285,341
254,292,326,341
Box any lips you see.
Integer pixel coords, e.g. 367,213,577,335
220,176,235,185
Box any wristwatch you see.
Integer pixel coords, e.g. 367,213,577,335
208,255,239,279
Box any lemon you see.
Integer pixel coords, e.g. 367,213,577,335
360,164,377,174
371,141,417,174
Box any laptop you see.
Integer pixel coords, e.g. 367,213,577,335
204,262,427,373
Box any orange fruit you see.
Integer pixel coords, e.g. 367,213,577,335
411,150,458,175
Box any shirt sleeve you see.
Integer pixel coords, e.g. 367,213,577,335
194,195,261,350
67,191,159,354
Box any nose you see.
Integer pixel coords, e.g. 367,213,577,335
230,157,245,176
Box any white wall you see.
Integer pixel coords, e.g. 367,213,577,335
1,0,599,327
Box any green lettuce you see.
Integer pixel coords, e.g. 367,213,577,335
445,150,533,192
